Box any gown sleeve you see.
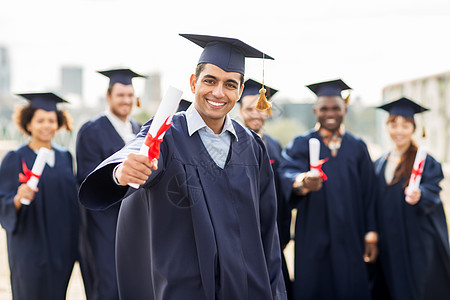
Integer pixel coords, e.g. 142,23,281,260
271,140,292,249
279,137,310,205
417,155,444,214
255,135,287,299
0,151,21,232
78,121,164,210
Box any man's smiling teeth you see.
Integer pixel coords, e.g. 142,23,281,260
207,100,225,107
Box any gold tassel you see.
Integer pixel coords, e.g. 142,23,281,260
343,93,350,105
136,96,141,107
256,53,271,111
256,87,272,111
422,125,426,138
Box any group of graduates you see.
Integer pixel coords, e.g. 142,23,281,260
0,33,450,300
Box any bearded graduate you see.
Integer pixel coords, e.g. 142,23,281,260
76,68,145,300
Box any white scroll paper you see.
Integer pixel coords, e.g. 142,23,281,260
128,86,183,189
309,138,321,177
21,147,52,205
406,145,427,200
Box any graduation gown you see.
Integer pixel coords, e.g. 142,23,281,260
0,144,79,300
373,154,450,300
264,134,293,299
76,115,140,300
79,113,287,300
280,129,377,300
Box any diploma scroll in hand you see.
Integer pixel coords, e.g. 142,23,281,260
309,138,328,181
128,86,183,189
18,147,52,205
309,138,320,177
406,145,426,201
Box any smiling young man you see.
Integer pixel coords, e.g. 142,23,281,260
78,34,287,300
76,68,146,300
279,79,378,300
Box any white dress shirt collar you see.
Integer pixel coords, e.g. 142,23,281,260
105,110,135,143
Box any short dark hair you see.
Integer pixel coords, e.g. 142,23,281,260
194,63,244,85
107,83,135,96
107,84,114,96
13,104,73,136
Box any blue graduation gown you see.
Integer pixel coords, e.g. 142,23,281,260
0,145,79,300
76,115,140,300
79,113,287,300
264,134,293,299
373,154,450,300
280,129,376,300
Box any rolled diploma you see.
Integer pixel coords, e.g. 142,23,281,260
21,147,52,205
406,145,427,195
128,86,183,188
309,138,320,177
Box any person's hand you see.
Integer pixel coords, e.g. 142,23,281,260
363,231,378,263
293,172,322,195
405,188,421,205
302,171,322,192
115,153,158,186
14,184,37,211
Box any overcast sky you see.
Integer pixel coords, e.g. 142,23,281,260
1,0,450,107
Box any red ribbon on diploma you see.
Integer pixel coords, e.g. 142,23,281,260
411,159,425,181
18,159,40,183
144,116,173,161
310,158,329,181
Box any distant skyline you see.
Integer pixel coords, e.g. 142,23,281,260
1,0,450,107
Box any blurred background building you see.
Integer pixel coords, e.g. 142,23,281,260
0,47,11,96
61,66,83,100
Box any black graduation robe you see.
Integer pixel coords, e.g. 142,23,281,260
279,129,377,300
263,134,293,299
78,112,287,300
373,153,450,300
75,114,140,299
0,144,79,300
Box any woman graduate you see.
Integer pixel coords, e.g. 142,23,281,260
0,93,79,299
374,97,450,300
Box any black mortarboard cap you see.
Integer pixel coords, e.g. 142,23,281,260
239,79,278,103
17,92,68,112
377,97,429,118
97,68,147,85
177,99,192,112
180,34,274,75
306,79,352,97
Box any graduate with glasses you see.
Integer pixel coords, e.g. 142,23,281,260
238,79,292,299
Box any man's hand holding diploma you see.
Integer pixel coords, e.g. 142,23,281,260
115,155,158,186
